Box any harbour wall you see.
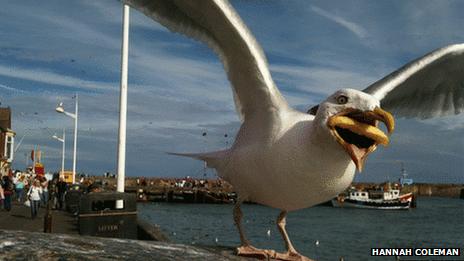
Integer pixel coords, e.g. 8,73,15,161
94,178,464,200
403,183,464,198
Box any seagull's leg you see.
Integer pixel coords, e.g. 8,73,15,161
234,201,276,259
275,211,314,261
277,211,297,254
233,201,250,246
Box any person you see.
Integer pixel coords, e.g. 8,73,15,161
2,175,14,211
41,177,49,207
15,176,25,202
23,176,29,192
49,177,58,209
27,180,42,219
56,178,68,210
0,183,4,209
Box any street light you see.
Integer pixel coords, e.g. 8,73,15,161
52,128,65,176
56,94,78,184
55,102,65,113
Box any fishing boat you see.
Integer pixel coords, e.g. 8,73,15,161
332,187,413,209
333,162,416,209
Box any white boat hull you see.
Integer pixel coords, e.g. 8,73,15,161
331,192,413,210
331,199,411,210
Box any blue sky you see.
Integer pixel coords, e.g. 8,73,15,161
0,0,463,183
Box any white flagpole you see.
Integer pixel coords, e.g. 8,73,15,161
117,4,130,198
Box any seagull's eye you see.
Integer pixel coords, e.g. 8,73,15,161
337,95,348,104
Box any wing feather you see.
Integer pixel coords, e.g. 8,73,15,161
363,44,464,119
123,0,288,122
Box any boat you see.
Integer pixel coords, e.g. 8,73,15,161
332,184,414,210
333,162,417,209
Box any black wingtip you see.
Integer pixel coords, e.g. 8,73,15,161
307,105,319,115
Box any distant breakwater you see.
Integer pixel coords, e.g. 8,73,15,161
99,177,237,204
94,177,464,200
403,183,464,198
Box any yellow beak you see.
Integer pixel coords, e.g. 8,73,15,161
327,107,395,171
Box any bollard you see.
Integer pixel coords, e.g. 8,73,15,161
43,200,53,233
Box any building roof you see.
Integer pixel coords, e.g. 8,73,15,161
0,107,11,129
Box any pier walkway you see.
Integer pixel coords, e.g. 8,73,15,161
0,202,247,260
0,202,78,234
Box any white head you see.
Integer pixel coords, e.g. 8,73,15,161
316,89,380,120
311,88,395,171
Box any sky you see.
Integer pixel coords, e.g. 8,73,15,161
0,0,463,183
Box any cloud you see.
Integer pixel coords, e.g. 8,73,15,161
0,83,26,94
310,5,367,39
270,64,377,98
0,64,116,92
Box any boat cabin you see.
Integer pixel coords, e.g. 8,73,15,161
349,189,401,201
349,191,369,201
383,190,400,200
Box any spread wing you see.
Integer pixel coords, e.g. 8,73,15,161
363,44,464,119
123,0,288,122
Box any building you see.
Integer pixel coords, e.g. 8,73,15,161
0,107,15,165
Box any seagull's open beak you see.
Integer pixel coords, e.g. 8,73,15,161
327,107,395,172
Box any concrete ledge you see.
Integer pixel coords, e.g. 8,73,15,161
0,229,248,260
137,218,170,242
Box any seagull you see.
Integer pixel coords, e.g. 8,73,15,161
124,0,464,260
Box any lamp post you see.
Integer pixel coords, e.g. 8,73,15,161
52,128,65,176
56,95,78,183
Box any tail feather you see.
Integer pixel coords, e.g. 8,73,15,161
167,149,229,169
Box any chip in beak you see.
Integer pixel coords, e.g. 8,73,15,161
327,107,395,171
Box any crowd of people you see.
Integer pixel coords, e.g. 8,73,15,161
0,172,68,219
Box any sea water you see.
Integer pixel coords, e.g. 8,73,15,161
138,197,464,260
